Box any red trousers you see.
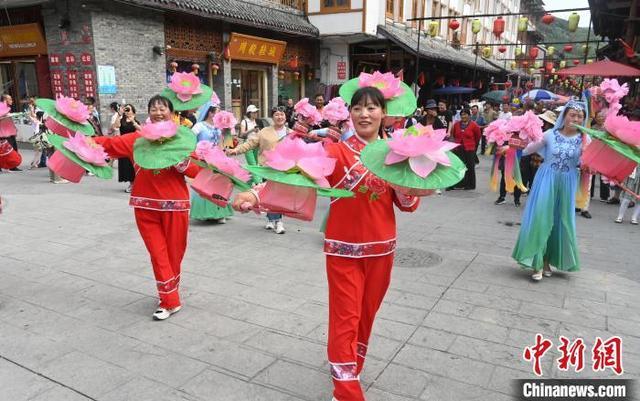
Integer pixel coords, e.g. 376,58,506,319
326,253,394,401
134,208,189,309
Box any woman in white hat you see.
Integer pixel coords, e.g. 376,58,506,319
239,104,261,142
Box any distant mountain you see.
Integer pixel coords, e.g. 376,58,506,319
536,17,601,59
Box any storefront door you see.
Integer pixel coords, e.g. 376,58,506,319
0,60,38,111
231,68,266,121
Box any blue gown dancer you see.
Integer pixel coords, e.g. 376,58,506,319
512,100,589,281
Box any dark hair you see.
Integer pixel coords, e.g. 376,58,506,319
124,103,136,113
85,96,96,105
147,95,173,113
460,108,471,116
109,102,119,111
271,106,286,116
202,106,217,119
471,105,479,110
314,93,324,99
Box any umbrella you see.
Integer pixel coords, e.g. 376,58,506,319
481,90,508,104
520,89,558,102
432,86,477,95
556,60,640,77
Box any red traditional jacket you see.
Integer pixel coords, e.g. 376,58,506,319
323,135,420,258
94,133,200,212
0,140,21,170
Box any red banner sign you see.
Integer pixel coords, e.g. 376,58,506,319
64,53,76,65
51,71,63,97
337,61,347,80
80,53,92,66
67,70,79,99
83,70,95,98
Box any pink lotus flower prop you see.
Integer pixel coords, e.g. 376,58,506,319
213,110,237,131
211,91,221,106
139,120,178,141
195,141,251,181
504,111,544,143
294,98,322,126
62,133,108,166
169,72,203,102
0,102,9,118
483,119,512,144
385,126,458,178
263,136,336,188
599,79,629,105
55,96,89,123
358,71,403,99
322,97,350,126
604,113,640,147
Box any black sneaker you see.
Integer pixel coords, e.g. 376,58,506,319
514,201,521,207
9,167,21,171
580,210,592,219
607,198,620,205
494,198,506,205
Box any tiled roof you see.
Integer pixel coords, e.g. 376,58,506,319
378,24,501,74
119,0,319,37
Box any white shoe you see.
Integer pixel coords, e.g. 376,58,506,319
217,218,227,224
52,178,70,184
265,221,275,230
153,305,182,320
531,271,543,281
275,221,285,234
543,269,552,277
125,184,132,193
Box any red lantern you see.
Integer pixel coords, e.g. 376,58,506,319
493,17,505,38
436,75,445,86
498,45,507,54
522,61,529,68
513,87,523,96
573,60,580,65
289,56,299,69
526,81,534,91
418,72,426,87
564,45,573,53
545,62,553,73
502,95,510,103
449,19,460,30
504,80,513,89
529,47,539,59
211,63,220,76
541,14,555,24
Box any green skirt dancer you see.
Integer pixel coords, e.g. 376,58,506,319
512,129,583,272
190,190,233,221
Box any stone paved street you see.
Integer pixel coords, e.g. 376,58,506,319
1,152,639,401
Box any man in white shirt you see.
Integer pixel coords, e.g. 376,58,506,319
498,103,512,120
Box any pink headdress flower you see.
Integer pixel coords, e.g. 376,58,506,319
385,125,458,178
63,133,109,166
139,120,179,141
322,97,350,126
55,96,90,123
504,111,544,143
211,91,221,107
169,72,203,102
599,79,629,105
196,141,251,181
263,136,336,188
358,71,404,99
294,98,322,126
483,119,512,144
213,110,237,131
0,102,10,118
604,113,640,147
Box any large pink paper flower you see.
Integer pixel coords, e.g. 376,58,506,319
263,136,336,187
604,113,640,147
55,96,89,123
322,97,350,126
358,71,403,99
213,110,237,131
0,102,9,118
504,111,544,143
599,79,629,105
294,98,322,126
196,141,251,181
483,119,512,144
63,133,108,166
140,120,178,141
385,126,458,178
169,72,203,102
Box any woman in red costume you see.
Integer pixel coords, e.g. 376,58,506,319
94,95,200,320
0,138,21,170
234,86,420,401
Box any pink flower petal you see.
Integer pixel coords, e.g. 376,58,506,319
408,155,437,178
385,150,408,165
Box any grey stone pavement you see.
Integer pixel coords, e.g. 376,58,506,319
1,150,639,401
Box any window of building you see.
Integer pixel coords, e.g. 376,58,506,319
321,0,350,12
386,0,403,20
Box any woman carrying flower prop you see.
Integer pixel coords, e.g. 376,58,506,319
289,97,323,143
92,95,202,321
213,110,238,150
306,97,353,144
189,105,236,222
0,101,17,138
0,102,21,170
512,100,589,281
232,80,421,401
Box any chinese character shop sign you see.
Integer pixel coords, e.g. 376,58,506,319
228,33,286,64
337,61,347,80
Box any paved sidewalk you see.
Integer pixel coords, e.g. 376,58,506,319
1,153,638,401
